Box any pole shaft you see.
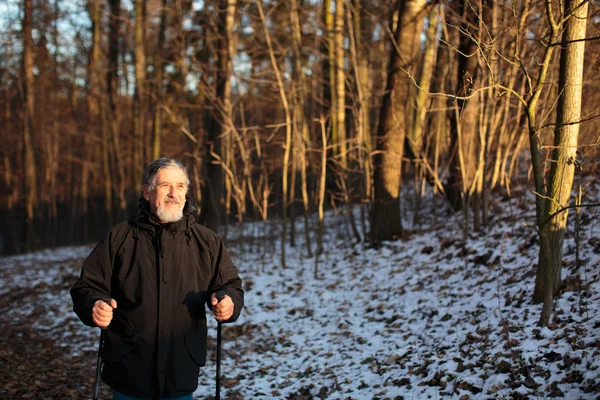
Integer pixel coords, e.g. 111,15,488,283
216,322,222,400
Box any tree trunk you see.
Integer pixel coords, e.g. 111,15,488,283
371,0,427,243
536,0,588,326
133,0,147,178
334,0,347,168
84,0,104,237
151,0,168,161
107,0,124,218
445,0,482,213
201,0,237,231
323,0,334,148
317,116,328,260
478,0,497,229
410,5,439,226
22,0,37,251
290,0,313,257
257,0,292,268
349,0,372,240
426,10,452,198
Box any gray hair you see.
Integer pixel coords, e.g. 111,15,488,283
143,158,190,192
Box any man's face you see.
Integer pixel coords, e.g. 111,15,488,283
143,167,188,223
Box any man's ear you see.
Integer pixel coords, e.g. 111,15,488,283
142,185,149,200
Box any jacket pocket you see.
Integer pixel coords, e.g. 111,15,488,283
102,331,138,362
101,331,153,396
184,325,207,366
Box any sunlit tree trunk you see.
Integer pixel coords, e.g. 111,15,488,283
290,0,313,257
22,0,37,251
133,0,147,177
445,0,482,216
410,5,439,226
426,11,452,200
257,0,292,268
409,5,438,160
371,0,427,243
151,0,168,161
349,0,372,239
322,0,334,141
477,0,497,231
535,0,588,326
334,0,347,168
317,116,328,260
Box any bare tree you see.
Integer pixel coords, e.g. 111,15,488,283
22,0,37,250
290,0,313,257
257,0,292,268
409,4,440,226
107,0,126,218
444,0,483,221
133,0,147,180
534,0,589,326
201,0,238,231
348,0,373,239
334,0,347,168
371,0,427,243
151,0,168,161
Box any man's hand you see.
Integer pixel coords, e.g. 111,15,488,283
92,299,117,328
211,293,233,322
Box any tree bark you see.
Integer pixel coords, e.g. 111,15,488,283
290,0,313,257
133,0,147,178
371,0,427,243
257,0,292,268
536,0,588,326
107,0,125,219
22,0,37,251
349,0,372,239
445,0,483,213
201,0,237,231
151,0,168,161
334,0,347,168
410,5,439,227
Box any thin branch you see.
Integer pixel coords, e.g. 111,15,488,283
540,113,600,130
549,35,600,46
542,203,600,227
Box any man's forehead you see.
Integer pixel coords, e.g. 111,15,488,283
155,168,186,180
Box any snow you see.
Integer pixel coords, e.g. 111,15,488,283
1,179,599,399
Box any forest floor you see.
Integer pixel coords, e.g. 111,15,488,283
0,246,112,399
1,173,599,399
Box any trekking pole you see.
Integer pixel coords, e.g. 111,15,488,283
93,328,106,400
93,299,112,400
215,291,226,400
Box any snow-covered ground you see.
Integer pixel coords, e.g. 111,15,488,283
1,178,599,399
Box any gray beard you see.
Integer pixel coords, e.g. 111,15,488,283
156,203,183,223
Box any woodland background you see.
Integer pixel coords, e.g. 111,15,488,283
1,0,599,327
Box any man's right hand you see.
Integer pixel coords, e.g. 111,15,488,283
92,299,117,328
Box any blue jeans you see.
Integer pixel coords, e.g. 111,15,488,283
113,390,193,400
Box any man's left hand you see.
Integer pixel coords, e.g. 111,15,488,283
211,293,234,321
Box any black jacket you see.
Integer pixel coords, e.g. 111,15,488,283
70,196,244,398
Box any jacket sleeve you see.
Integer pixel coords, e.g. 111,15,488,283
70,231,116,327
208,236,244,323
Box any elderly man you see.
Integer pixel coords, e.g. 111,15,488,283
71,158,244,400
